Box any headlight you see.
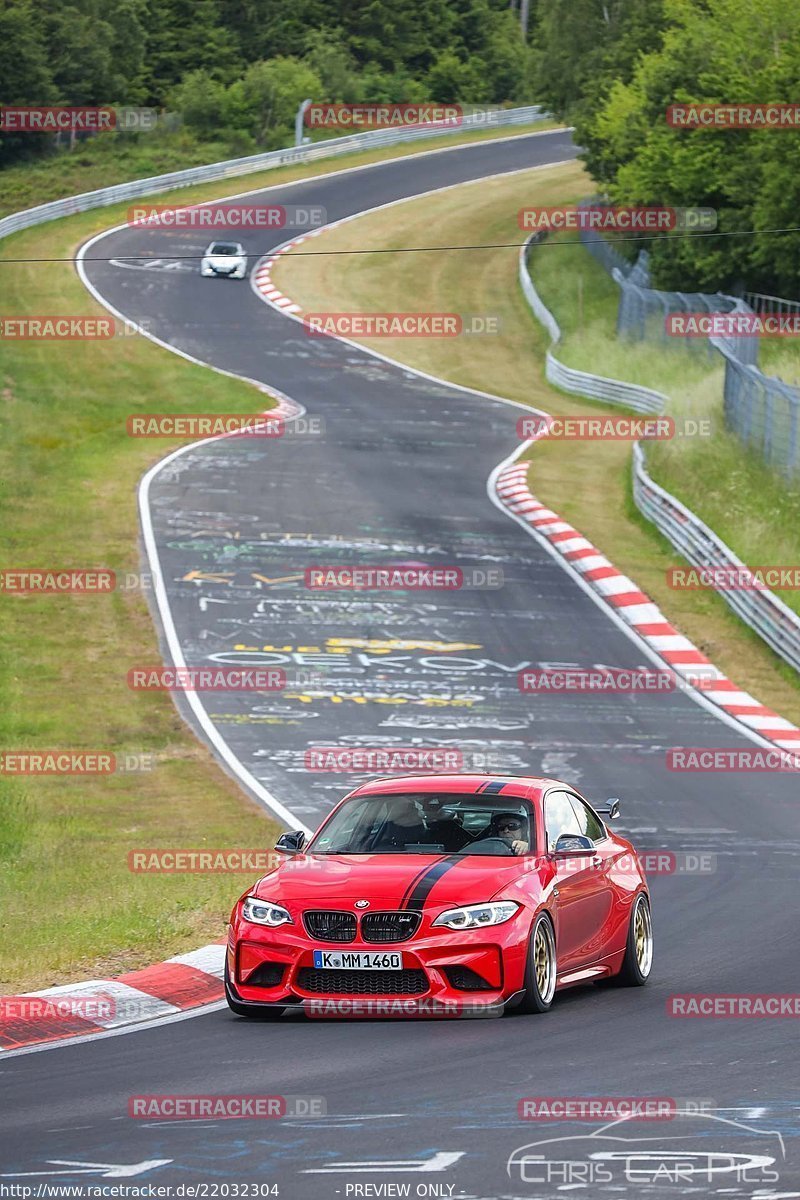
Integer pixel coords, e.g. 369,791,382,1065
432,901,519,930
241,896,293,927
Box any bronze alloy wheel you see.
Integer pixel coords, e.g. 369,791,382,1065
633,894,653,978
533,915,557,1004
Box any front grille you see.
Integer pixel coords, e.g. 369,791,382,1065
303,911,357,942
361,911,421,943
443,965,493,991
245,962,285,988
296,968,428,995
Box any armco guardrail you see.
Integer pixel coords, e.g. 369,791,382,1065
584,224,800,480
520,233,666,415
633,443,800,673
0,106,547,243
520,232,800,675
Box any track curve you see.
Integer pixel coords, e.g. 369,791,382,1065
4,129,799,1198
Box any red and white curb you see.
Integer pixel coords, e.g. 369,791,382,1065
252,231,324,314
222,391,303,430
0,942,226,1053
259,222,800,751
495,459,800,750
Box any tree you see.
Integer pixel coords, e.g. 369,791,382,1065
143,0,240,102
0,0,57,164
303,28,359,101
582,0,800,293
231,57,323,145
170,69,229,136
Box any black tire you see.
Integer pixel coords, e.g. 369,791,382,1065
517,912,557,1013
616,892,653,987
224,960,287,1019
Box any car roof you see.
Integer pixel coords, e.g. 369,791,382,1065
348,773,563,801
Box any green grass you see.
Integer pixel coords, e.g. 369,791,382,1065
530,235,800,622
0,214,291,993
273,159,800,728
0,123,574,995
760,334,800,387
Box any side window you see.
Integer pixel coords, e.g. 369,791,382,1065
544,790,582,852
568,794,606,842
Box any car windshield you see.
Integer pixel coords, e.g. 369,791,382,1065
210,243,239,255
307,792,534,856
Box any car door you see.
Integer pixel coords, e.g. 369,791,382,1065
565,791,617,965
543,789,612,974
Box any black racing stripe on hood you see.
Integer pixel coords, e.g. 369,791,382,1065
399,858,445,910
402,854,464,911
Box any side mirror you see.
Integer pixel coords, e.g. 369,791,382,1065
275,830,306,855
554,833,595,855
597,797,620,820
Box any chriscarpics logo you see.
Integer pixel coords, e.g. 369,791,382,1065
507,1111,787,1189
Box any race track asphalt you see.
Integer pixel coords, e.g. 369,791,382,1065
2,129,798,1199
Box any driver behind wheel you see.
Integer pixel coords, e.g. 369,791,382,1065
491,811,530,856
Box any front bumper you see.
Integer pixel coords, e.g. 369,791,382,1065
201,263,246,278
227,911,531,1015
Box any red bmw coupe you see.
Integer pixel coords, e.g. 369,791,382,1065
225,774,653,1018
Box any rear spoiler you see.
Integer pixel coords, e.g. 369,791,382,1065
596,798,621,820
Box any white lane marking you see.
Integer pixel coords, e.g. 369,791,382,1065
76,234,313,838
77,148,577,837
64,127,789,1059
109,259,194,272
0,1160,173,1178
249,159,800,750
10,135,571,1056
302,1151,464,1174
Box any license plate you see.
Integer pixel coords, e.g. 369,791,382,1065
312,950,403,970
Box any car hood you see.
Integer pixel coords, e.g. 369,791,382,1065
252,852,525,910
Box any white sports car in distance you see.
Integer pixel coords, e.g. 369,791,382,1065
201,241,248,279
